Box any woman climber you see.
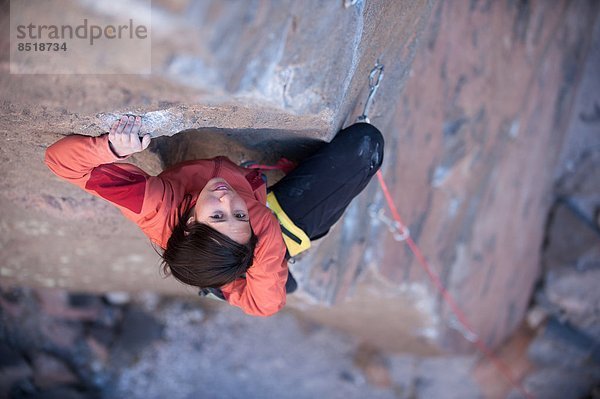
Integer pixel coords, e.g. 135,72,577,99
45,115,384,316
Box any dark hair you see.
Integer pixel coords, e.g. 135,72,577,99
160,203,258,289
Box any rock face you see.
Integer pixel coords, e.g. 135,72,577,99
290,0,600,354
512,16,600,397
1,0,598,354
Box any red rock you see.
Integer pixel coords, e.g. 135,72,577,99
0,0,598,356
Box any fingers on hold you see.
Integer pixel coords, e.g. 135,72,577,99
130,116,142,137
123,116,135,135
109,119,120,133
109,117,123,139
116,116,128,135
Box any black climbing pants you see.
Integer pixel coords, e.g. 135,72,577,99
272,122,384,240
272,122,384,259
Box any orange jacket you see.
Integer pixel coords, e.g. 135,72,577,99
45,134,288,316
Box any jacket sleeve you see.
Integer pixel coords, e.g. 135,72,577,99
220,210,288,317
44,133,172,244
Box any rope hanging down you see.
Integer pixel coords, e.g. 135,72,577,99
358,61,534,399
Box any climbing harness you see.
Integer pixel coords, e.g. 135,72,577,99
359,60,535,399
356,60,384,124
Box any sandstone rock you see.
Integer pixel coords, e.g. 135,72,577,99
296,0,600,354
472,324,535,399
1,0,599,356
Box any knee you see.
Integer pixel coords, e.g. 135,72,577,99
347,123,385,172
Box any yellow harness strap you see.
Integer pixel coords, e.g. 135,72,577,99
266,192,311,257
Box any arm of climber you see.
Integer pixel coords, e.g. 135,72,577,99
221,210,288,317
44,116,169,241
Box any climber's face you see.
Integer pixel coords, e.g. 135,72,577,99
190,178,252,244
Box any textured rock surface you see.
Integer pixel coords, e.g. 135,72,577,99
292,0,600,353
1,0,599,357
510,14,600,398
0,0,436,333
